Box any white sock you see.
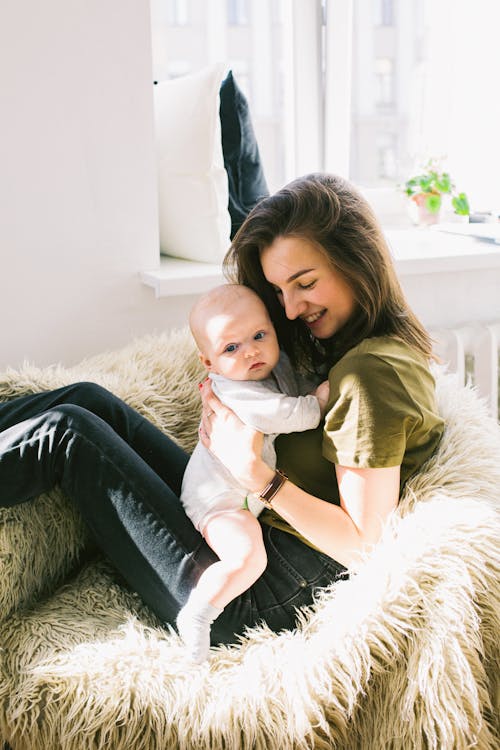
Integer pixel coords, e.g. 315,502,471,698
176,591,223,663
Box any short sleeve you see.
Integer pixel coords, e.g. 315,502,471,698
322,352,420,469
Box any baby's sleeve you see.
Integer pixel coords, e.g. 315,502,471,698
214,378,320,435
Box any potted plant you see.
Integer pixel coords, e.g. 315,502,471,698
403,160,470,226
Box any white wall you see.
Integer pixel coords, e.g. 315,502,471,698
0,0,191,369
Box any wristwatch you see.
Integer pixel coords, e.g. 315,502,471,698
256,469,288,509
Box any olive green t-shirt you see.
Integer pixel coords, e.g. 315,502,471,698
261,336,445,542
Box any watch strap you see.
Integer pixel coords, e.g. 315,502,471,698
258,469,288,509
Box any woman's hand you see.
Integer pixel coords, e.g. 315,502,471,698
198,380,270,491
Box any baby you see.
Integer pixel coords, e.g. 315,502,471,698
177,283,329,662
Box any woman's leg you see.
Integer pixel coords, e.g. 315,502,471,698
1,383,347,645
212,524,348,645
0,386,217,625
0,382,188,493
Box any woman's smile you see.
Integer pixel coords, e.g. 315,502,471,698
302,309,326,325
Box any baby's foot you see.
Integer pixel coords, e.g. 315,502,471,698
176,593,222,663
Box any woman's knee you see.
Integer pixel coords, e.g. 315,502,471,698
45,403,100,432
52,382,141,448
67,381,117,410
60,382,130,428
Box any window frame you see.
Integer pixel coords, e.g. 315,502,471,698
286,0,401,225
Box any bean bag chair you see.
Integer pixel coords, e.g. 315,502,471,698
1,329,499,749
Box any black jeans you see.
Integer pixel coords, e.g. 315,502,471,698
0,382,346,645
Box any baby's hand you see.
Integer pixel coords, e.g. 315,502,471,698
313,380,330,416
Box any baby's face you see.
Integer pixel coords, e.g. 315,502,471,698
201,294,280,381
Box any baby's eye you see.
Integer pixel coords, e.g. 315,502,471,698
224,343,238,353
254,331,265,341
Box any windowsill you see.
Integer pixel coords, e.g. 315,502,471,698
140,257,224,298
385,225,500,274
141,225,500,298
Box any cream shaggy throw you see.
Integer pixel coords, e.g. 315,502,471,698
0,329,499,750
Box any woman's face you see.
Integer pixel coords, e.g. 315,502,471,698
260,236,356,339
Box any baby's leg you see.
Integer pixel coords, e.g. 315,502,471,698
176,510,266,662
199,509,267,607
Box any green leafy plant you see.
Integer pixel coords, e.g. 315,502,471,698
403,161,470,216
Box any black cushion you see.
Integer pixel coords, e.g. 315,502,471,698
219,71,269,239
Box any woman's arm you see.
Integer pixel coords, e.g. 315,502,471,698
199,382,400,569
263,464,400,568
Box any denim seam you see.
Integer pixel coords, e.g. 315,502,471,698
264,526,310,584
253,567,336,616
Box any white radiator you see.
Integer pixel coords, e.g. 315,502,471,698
431,323,500,420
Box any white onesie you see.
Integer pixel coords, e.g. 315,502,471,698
180,352,321,533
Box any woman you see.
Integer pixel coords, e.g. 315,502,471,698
203,172,445,573
0,173,443,648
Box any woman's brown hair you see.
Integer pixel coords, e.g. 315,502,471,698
224,172,433,371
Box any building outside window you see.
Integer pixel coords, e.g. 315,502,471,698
150,0,500,213
349,0,421,187
167,0,189,26
227,0,249,26
374,0,394,27
376,132,398,180
374,58,395,108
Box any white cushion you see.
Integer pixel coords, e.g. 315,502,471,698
154,64,231,263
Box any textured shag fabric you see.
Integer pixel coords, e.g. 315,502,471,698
0,329,499,750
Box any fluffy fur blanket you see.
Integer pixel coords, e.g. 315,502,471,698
0,329,499,750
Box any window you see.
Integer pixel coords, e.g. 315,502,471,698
374,0,394,27
150,0,500,213
168,0,189,26
227,0,249,26
347,0,500,211
376,132,398,180
374,58,394,107
150,0,286,191
348,0,423,187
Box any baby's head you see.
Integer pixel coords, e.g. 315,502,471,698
190,284,280,381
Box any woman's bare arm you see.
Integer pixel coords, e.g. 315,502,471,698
260,464,400,568
199,382,400,568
